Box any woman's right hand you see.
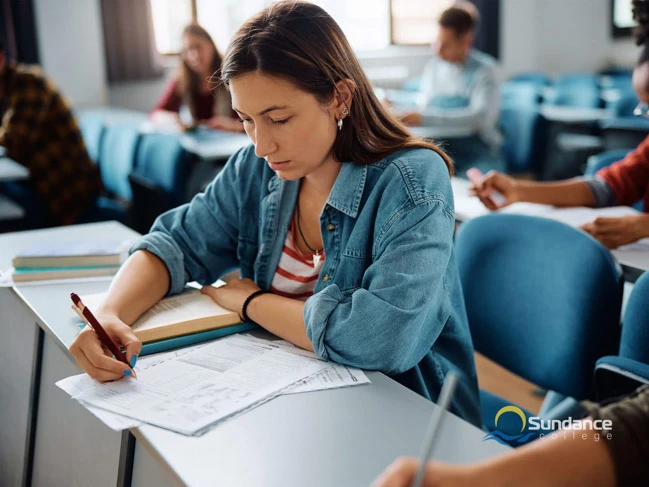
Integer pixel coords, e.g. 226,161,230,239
468,171,520,210
69,313,142,382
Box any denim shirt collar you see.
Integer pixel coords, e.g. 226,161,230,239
325,162,367,219
266,161,367,219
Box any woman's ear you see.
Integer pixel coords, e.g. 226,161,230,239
332,78,356,117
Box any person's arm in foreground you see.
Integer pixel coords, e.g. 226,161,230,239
372,427,615,487
374,385,649,487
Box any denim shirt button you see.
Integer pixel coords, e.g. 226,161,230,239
327,223,335,232
325,204,331,211
322,274,329,282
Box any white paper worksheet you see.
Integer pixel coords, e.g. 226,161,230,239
72,335,330,435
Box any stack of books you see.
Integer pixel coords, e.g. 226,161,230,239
11,240,131,282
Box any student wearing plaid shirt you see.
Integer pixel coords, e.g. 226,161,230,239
0,41,101,226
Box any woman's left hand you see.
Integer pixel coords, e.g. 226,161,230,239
580,214,649,249
201,278,261,317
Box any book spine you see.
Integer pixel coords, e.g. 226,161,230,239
140,323,259,356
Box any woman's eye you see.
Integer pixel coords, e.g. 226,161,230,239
271,118,289,125
239,118,253,124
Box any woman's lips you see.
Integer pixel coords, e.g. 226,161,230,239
268,160,290,170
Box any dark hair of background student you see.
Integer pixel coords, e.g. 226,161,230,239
439,6,477,37
177,24,224,120
220,1,454,173
634,0,649,64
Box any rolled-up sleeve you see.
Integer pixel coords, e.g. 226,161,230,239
595,135,649,207
130,147,249,296
304,199,454,374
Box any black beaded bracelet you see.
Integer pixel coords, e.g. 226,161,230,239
241,289,270,323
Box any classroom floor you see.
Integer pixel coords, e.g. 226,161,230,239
475,353,544,414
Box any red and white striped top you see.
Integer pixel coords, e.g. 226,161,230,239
270,220,325,301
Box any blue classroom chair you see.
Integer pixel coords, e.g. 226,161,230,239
77,113,105,164
544,74,601,109
128,133,195,233
499,82,547,174
97,124,141,202
595,271,649,400
455,214,623,444
83,124,141,223
508,73,551,87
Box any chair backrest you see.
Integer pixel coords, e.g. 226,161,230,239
77,113,105,164
501,82,542,107
499,106,547,174
553,73,599,88
544,85,601,108
508,73,551,87
455,214,623,399
620,271,649,363
134,133,194,205
97,124,141,201
607,91,639,118
129,133,195,232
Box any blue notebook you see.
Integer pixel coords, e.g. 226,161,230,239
140,322,259,355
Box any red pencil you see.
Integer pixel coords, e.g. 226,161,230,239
70,292,136,378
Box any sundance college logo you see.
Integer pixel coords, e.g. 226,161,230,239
483,405,613,446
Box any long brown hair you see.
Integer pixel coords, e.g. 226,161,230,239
177,24,225,120
220,2,453,174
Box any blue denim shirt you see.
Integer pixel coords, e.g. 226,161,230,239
131,144,481,427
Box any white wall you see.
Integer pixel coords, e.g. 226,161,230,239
498,0,637,78
33,0,107,106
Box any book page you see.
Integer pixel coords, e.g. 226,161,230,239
82,288,238,333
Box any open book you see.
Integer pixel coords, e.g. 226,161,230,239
81,288,243,343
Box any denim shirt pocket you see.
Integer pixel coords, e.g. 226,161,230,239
237,235,259,277
339,246,369,295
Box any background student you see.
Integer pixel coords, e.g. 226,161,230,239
396,3,502,172
0,39,101,227
372,385,649,487
69,1,482,428
471,1,649,250
150,24,242,132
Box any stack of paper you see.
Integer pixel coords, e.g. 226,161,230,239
58,334,370,435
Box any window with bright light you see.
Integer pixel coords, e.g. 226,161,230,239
149,0,454,55
150,0,193,55
391,0,453,45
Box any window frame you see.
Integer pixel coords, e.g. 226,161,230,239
611,0,634,39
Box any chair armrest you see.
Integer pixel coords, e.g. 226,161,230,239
595,356,649,402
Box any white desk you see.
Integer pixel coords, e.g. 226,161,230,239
0,156,29,181
451,177,649,282
410,125,476,139
180,130,251,160
2,221,510,486
539,105,614,124
0,222,140,486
